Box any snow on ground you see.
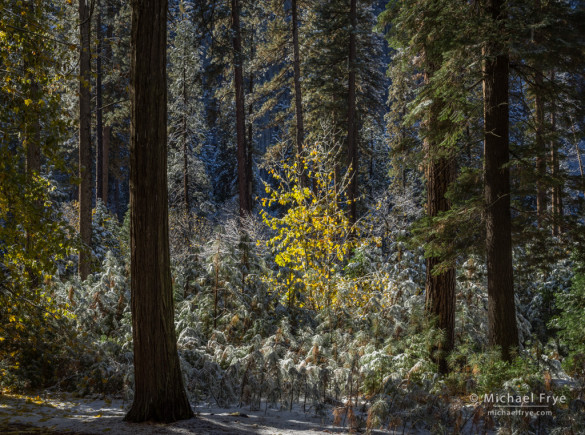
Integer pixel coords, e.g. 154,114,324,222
0,392,394,434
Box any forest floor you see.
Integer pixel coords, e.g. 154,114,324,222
0,392,397,434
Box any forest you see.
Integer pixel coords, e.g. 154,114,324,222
1,0,585,433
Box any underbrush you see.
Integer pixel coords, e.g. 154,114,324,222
2,209,584,434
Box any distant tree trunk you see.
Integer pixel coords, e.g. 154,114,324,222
247,72,254,204
78,0,92,280
183,126,189,213
102,0,113,210
347,0,358,224
124,0,193,423
292,0,305,159
549,71,562,236
113,177,120,218
24,0,41,287
96,1,104,204
182,45,190,213
423,61,456,375
534,69,547,228
550,109,562,236
24,1,40,177
24,98,41,177
24,81,40,176
482,0,518,361
231,0,251,216
103,125,110,204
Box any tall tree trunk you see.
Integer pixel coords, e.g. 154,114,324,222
96,1,104,203
231,0,251,216
483,0,518,361
78,0,93,280
292,0,305,159
534,69,547,228
24,0,41,287
549,71,562,236
24,91,41,177
423,62,456,375
182,42,190,213
102,0,114,210
570,113,585,195
103,125,110,204
347,0,358,223
113,177,120,218
124,0,193,423
247,73,254,204
24,1,40,176
550,109,562,236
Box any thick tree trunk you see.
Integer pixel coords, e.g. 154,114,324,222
534,69,547,228
124,0,193,423
423,64,456,375
78,0,92,280
96,1,104,203
292,0,305,159
347,0,358,223
231,0,251,216
426,257,455,373
483,0,518,361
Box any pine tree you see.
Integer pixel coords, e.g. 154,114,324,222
380,0,468,373
167,0,209,213
303,0,386,216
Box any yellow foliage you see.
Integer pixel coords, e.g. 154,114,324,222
260,142,356,310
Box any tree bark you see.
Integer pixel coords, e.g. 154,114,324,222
124,0,193,423
96,1,104,204
78,0,93,280
423,63,456,375
103,125,110,205
347,0,358,224
482,0,518,361
549,71,562,236
102,0,113,211
292,0,305,159
247,72,254,205
113,176,120,218
24,0,41,288
182,41,190,213
24,0,40,176
550,109,562,236
534,69,547,228
231,0,251,216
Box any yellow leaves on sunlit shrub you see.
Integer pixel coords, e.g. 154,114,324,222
260,142,356,310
